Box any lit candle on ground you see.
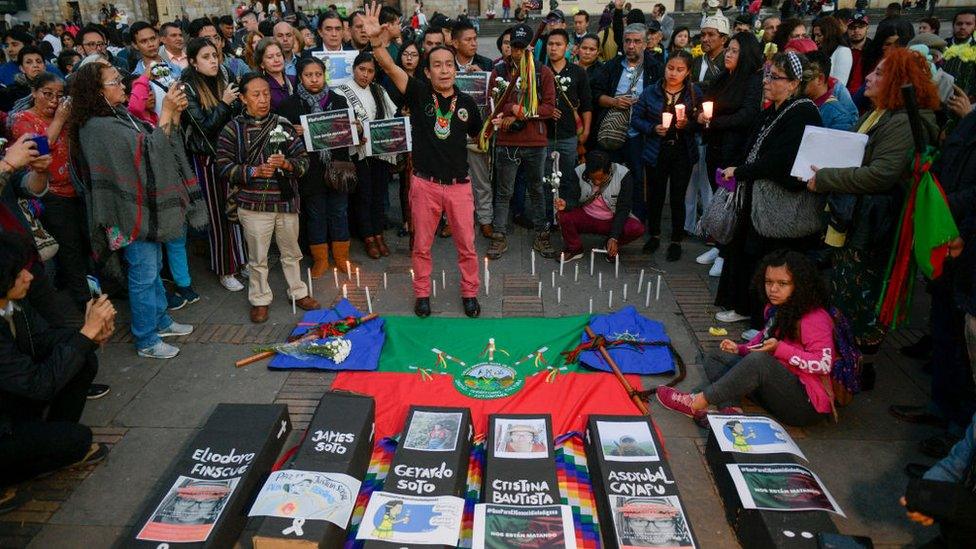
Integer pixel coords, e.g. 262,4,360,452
333,267,339,288
538,281,542,298
574,263,579,283
675,104,686,121
645,283,651,307
608,290,614,309
531,249,536,276
346,261,351,280
441,270,446,289
559,253,564,276
623,283,628,301
637,268,645,293
598,272,603,289
307,268,313,298
589,298,593,314
656,275,662,300
292,295,296,315
365,286,373,314
557,287,561,304
383,272,388,289
661,111,674,129
342,284,347,299
615,255,620,278
410,269,415,281
355,267,361,288
551,271,556,288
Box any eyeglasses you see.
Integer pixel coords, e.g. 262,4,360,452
39,90,64,100
402,51,419,58
764,73,790,81
102,78,125,88
83,41,107,48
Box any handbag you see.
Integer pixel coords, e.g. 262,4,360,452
597,63,643,151
699,186,743,245
325,159,358,193
17,198,59,261
751,179,826,238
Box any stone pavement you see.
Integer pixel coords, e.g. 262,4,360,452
2,215,940,548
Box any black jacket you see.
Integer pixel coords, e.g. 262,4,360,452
704,71,764,169
276,91,353,197
591,50,664,133
0,301,97,436
940,111,976,316
181,70,240,157
734,97,823,190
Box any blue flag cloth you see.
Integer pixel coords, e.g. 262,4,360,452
578,306,675,375
268,299,385,370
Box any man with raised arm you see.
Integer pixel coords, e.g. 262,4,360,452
362,2,484,319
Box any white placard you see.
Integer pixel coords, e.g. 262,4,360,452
355,491,465,545
706,414,805,460
248,469,361,528
790,125,869,181
312,50,358,86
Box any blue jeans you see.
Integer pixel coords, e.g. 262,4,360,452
303,190,349,244
123,241,173,350
164,232,191,288
494,145,547,234
545,137,579,224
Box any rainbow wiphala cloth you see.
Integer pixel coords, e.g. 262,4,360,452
343,433,602,548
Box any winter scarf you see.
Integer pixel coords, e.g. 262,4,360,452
296,82,331,164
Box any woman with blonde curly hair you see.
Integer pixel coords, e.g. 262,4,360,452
242,30,264,69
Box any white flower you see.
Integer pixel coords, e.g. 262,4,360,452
150,63,171,79
325,337,352,363
269,124,290,145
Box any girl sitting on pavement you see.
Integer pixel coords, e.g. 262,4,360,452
656,249,836,426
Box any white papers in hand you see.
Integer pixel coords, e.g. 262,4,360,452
790,125,869,181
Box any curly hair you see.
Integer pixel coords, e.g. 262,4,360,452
868,47,940,111
772,18,805,50
751,249,829,341
66,62,114,161
242,30,264,69
812,16,845,57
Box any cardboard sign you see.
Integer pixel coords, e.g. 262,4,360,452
456,72,490,108
300,109,360,152
706,414,806,460
312,50,357,86
125,404,291,548
356,491,465,546
472,504,576,549
586,415,699,549
246,391,375,548
483,414,560,506
364,117,412,157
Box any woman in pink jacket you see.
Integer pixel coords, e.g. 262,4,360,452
657,249,836,426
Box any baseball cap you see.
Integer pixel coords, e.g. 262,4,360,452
848,14,869,26
545,9,565,23
510,24,533,48
647,19,662,33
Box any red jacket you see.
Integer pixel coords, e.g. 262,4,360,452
489,61,557,148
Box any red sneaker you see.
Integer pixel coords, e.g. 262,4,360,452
655,385,696,418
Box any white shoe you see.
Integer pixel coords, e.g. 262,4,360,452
137,341,180,359
221,275,244,292
696,247,720,265
741,329,760,341
709,257,724,277
716,310,750,323
159,321,194,338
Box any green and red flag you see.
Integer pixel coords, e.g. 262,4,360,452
913,169,959,278
332,315,644,440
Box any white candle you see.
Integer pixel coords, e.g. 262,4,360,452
346,260,351,280
623,283,628,301
292,295,296,315
590,250,595,276
441,269,446,289
645,283,651,307
656,275,662,301
703,101,714,119
383,272,388,290
307,268,313,298
598,272,602,289
342,284,347,299
538,281,542,298
637,268,645,293
608,290,614,309
661,111,674,128
551,271,556,288
574,264,579,283
615,255,620,278
557,287,561,304
355,267,361,288
675,103,686,121
485,270,490,296
333,267,339,288
432,279,437,297
365,286,373,314
531,249,536,276
589,297,593,314
559,252,565,276
410,268,415,281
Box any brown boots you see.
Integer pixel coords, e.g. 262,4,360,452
364,236,381,259
309,244,329,279
332,240,355,273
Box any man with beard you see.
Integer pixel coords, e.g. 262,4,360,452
487,24,558,261
845,14,872,95
362,2,484,318
693,12,729,92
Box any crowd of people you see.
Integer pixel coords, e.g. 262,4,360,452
0,0,975,538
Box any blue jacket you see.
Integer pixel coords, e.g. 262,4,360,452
0,61,64,86
630,79,702,167
817,81,859,131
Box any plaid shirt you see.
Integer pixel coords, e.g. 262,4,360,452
216,113,309,214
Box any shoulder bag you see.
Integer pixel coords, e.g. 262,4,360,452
597,62,643,151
